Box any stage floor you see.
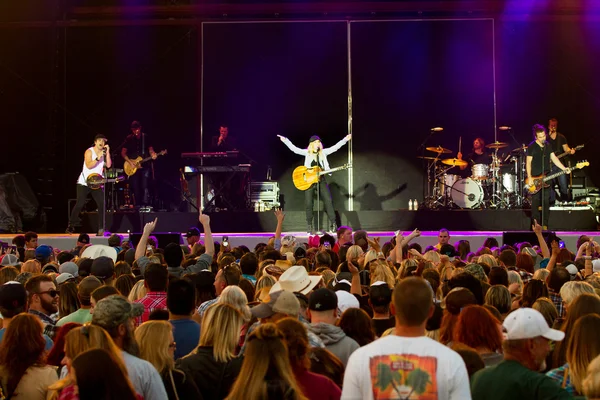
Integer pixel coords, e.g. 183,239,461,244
75,208,599,234
0,230,596,253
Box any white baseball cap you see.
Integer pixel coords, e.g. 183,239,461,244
503,308,565,341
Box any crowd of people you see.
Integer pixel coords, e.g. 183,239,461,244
0,211,600,399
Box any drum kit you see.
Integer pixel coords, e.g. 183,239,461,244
420,141,529,210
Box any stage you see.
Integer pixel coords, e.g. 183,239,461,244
76,208,599,234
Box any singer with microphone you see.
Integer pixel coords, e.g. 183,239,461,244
67,134,112,234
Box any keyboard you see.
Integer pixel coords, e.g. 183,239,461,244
184,164,251,174
181,151,239,159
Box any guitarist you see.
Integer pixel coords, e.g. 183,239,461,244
67,134,112,233
121,120,157,208
278,133,351,234
547,118,576,203
526,124,568,230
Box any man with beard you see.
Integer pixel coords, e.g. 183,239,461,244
25,275,59,340
470,308,571,399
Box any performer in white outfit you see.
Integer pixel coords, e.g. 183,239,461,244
67,134,112,233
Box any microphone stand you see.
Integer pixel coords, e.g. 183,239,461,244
98,148,107,236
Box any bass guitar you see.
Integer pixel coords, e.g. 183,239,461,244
555,144,584,160
292,164,350,191
86,173,125,190
124,150,168,177
524,161,589,195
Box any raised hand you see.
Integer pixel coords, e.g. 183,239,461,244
367,237,381,252
551,240,560,257
532,219,543,234
411,228,421,238
274,209,285,222
277,135,286,142
143,217,158,235
345,134,352,141
199,210,210,226
348,259,359,275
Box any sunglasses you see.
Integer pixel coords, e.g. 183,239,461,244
37,290,59,298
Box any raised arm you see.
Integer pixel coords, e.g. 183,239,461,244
135,218,158,260
533,220,550,259
186,211,214,273
323,134,351,156
274,209,285,251
278,135,308,156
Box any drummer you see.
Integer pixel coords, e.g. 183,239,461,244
457,137,493,178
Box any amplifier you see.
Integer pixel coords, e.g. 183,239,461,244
250,181,280,209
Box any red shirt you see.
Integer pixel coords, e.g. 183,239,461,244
134,291,167,326
294,368,341,400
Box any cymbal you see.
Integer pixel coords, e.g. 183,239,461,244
511,145,528,153
486,141,508,149
426,146,452,154
417,156,438,160
442,158,468,167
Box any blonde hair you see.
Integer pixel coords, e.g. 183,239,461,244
128,279,148,302
21,260,41,274
49,324,126,398
370,261,395,288
363,249,379,266
567,315,600,394
397,259,418,281
507,271,523,295
533,268,550,282
135,321,174,374
477,254,498,267
423,250,440,265
254,287,271,302
584,354,600,397
218,286,251,322
345,245,364,263
198,303,243,363
255,275,276,293
226,323,307,400
560,281,597,307
319,269,335,287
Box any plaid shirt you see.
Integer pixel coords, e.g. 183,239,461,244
548,288,565,318
197,297,219,318
546,363,574,394
134,292,167,327
29,309,58,340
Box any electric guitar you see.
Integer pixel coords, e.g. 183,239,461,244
524,161,589,195
86,173,125,190
124,150,168,177
292,164,350,191
556,144,584,160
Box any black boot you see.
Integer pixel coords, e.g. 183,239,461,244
66,225,76,234
307,224,315,235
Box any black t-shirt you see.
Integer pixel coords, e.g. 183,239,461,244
123,133,152,159
468,151,493,166
372,316,396,337
527,140,553,176
548,132,567,155
211,136,237,152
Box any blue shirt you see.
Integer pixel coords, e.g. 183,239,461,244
0,327,54,351
171,319,201,360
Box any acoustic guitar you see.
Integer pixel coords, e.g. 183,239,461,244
124,150,167,177
86,173,125,190
524,161,589,195
292,164,350,191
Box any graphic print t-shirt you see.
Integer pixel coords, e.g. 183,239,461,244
341,335,471,400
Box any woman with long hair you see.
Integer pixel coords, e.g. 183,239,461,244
484,285,512,318
453,305,503,366
0,314,57,399
547,314,600,395
58,281,81,319
337,308,375,347
520,279,549,308
71,348,138,400
47,324,129,399
46,323,82,367
227,323,308,400
115,274,136,298
276,318,341,400
439,288,477,345
532,297,559,328
552,293,600,369
176,303,244,399
135,321,201,399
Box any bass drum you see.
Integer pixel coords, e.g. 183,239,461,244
451,178,484,209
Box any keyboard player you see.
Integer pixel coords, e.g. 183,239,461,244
211,125,237,152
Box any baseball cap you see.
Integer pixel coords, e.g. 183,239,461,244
336,290,359,315
82,245,117,262
251,290,300,319
78,258,93,278
42,263,59,274
441,287,477,314
308,135,321,144
0,254,20,267
91,256,115,280
59,261,79,278
281,235,296,248
35,245,53,260
56,273,76,285
77,233,90,244
565,264,578,280
0,282,27,311
369,281,392,307
92,295,144,329
308,288,337,312
503,308,565,341
440,244,456,258
185,227,200,238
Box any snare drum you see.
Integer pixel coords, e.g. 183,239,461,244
451,178,484,209
471,164,489,180
501,174,517,193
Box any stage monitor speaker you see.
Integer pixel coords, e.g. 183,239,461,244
128,232,183,249
502,231,557,247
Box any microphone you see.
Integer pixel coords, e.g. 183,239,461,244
431,127,444,132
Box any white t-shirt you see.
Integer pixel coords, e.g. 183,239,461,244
341,335,471,400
